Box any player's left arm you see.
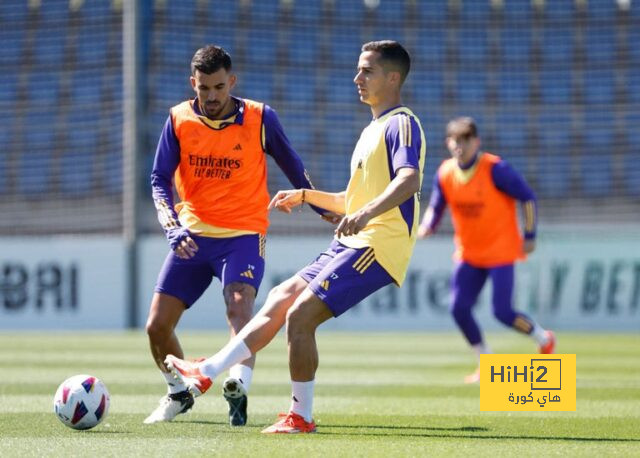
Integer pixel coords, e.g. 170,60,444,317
336,114,422,237
262,105,330,217
492,160,537,253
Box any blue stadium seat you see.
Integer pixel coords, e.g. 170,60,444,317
418,0,450,23
623,152,640,196
626,27,640,64
583,111,615,152
455,71,487,103
206,1,237,23
323,109,356,190
584,26,617,64
104,148,123,194
457,27,489,64
627,68,640,104
0,0,29,22
149,70,191,107
281,70,316,105
238,70,276,102
70,71,103,107
331,27,362,66
327,69,358,105
250,0,281,23
78,0,112,17
0,128,9,193
498,70,530,103
416,28,447,64
536,152,571,198
33,28,67,66
499,26,532,63
0,28,26,66
540,27,574,63
60,131,98,196
580,156,612,198
539,69,573,104
20,115,56,195
28,73,61,107
104,71,123,105
500,0,534,21
334,0,366,22
166,0,197,23
76,23,109,65
459,0,492,23
203,23,236,56
290,0,322,23
278,111,314,153
38,0,70,22
246,28,279,67
372,0,407,24
0,72,19,104
412,70,444,104
288,28,320,66
543,0,576,20
496,114,529,155
153,28,194,67
586,0,620,19
583,68,616,105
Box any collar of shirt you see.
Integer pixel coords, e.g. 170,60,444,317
373,104,404,120
192,96,245,128
459,151,479,170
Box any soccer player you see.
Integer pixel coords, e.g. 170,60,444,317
163,40,426,433
144,45,326,426
417,117,555,384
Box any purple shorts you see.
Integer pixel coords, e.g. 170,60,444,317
155,234,265,308
297,239,394,317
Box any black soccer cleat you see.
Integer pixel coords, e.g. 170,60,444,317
222,377,248,426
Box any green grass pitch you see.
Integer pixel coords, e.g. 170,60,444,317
0,332,638,456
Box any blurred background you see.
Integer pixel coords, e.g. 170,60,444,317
0,0,638,331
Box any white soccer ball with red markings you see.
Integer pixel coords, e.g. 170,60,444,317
53,374,110,430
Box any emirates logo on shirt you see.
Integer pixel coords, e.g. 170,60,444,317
188,154,242,179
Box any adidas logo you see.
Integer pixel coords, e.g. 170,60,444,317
233,143,242,151
240,270,254,279
320,280,330,290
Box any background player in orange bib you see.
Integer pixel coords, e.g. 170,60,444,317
418,117,555,384
144,45,325,425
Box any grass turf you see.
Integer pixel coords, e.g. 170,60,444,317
0,332,638,457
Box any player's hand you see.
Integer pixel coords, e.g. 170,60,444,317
174,236,199,259
268,189,303,213
335,210,370,237
417,225,433,239
320,211,343,225
523,239,536,254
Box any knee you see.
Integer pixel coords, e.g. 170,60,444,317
145,317,172,342
285,303,316,336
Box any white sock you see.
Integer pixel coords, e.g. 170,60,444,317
163,371,187,394
530,323,548,345
199,337,252,380
472,342,491,363
289,380,315,423
229,364,253,393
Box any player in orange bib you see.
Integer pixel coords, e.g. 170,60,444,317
143,45,325,425
418,117,555,384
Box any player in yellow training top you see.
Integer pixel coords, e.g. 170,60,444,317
164,40,426,433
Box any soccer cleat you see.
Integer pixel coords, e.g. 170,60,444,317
222,377,248,426
539,330,556,354
464,366,481,384
143,390,194,424
164,354,213,396
261,412,317,434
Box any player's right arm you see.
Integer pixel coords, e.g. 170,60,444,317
269,189,346,215
418,171,447,239
150,116,198,259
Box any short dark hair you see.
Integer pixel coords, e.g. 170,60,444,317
446,117,478,138
190,45,232,75
361,40,411,84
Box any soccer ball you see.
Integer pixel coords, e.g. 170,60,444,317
53,374,110,430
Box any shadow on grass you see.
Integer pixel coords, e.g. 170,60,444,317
319,425,640,442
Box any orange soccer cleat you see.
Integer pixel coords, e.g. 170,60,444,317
164,355,213,396
261,412,317,434
464,366,481,384
539,330,556,354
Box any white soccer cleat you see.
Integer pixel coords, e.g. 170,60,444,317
143,391,194,424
